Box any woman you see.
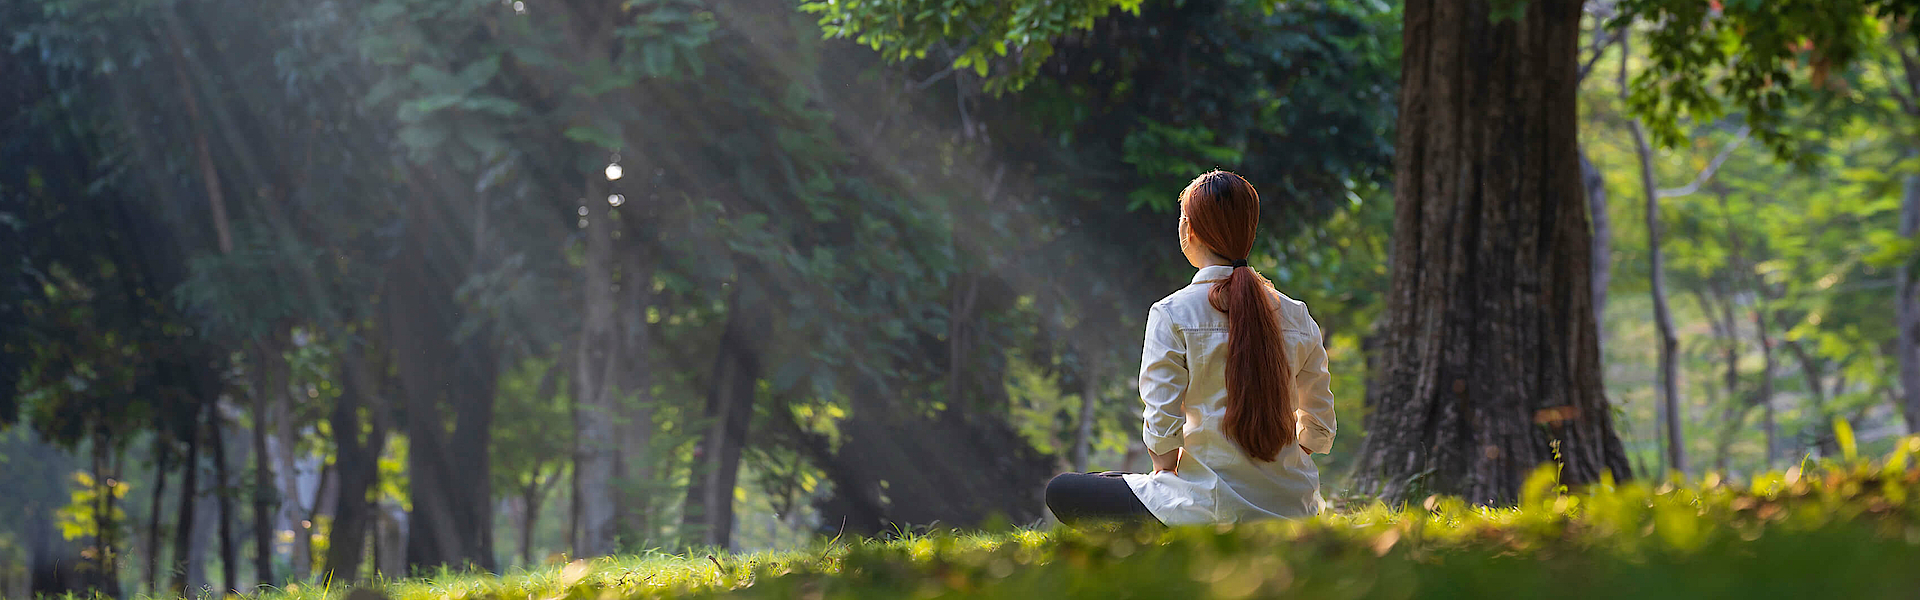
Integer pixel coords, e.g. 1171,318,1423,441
1044,170,1337,527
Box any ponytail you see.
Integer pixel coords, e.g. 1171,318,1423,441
1207,266,1296,462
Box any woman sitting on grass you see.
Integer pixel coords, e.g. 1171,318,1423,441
1044,170,1337,527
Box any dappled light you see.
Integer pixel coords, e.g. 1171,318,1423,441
4,0,1920,598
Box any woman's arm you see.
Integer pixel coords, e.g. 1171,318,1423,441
1294,316,1337,455
1139,304,1189,467
1150,447,1182,474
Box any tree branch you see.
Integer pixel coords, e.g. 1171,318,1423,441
1897,33,1920,117
1657,126,1751,199
1577,29,1620,84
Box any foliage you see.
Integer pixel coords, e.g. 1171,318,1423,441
1617,0,1920,159
55,471,129,542
150,436,1920,600
801,0,1144,93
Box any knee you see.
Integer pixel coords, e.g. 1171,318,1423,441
1043,473,1075,512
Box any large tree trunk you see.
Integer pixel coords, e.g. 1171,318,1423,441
574,174,622,557
1352,0,1631,504
1899,171,1920,433
1627,111,1686,476
681,285,760,550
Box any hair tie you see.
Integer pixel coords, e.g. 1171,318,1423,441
1229,259,1248,268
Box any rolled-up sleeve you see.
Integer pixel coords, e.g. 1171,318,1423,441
1294,317,1337,454
1139,303,1189,455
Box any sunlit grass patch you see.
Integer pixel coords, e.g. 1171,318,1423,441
151,436,1920,600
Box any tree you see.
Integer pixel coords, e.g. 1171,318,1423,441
1620,0,1920,434
1343,0,1635,504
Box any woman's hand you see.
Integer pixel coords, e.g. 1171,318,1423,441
1301,444,1313,455
1150,447,1182,474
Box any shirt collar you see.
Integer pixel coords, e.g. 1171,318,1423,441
1190,265,1236,285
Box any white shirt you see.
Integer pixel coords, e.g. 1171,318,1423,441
1122,265,1338,525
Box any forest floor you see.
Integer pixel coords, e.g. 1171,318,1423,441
192,438,1920,600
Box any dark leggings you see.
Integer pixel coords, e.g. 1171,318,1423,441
1044,472,1161,526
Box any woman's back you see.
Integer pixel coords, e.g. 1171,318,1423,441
1120,265,1337,524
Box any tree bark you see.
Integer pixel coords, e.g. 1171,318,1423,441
1351,0,1631,504
574,174,621,557
681,284,760,550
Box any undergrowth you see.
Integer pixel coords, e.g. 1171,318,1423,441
140,436,1920,600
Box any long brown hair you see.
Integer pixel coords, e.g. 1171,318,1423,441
1180,170,1295,462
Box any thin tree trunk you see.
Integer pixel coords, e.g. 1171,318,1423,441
1072,363,1098,472
1624,34,1687,476
1692,283,1744,473
209,413,238,595
323,346,388,583
519,481,542,568
682,284,760,549
272,338,310,583
1786,341,1835,456
90,437,123,598
1754,308,1778,467
169,407,203,595
1350,0,1630,504
1717,186,1775,468
146,437,169,595
574,174,620,557
249,343,278,587
1899,171,1920,432
1581,149,1610,341
281,453,310,582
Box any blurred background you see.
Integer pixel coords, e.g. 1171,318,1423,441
1,0,1913,596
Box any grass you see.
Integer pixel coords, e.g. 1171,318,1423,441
147,436,1920,600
